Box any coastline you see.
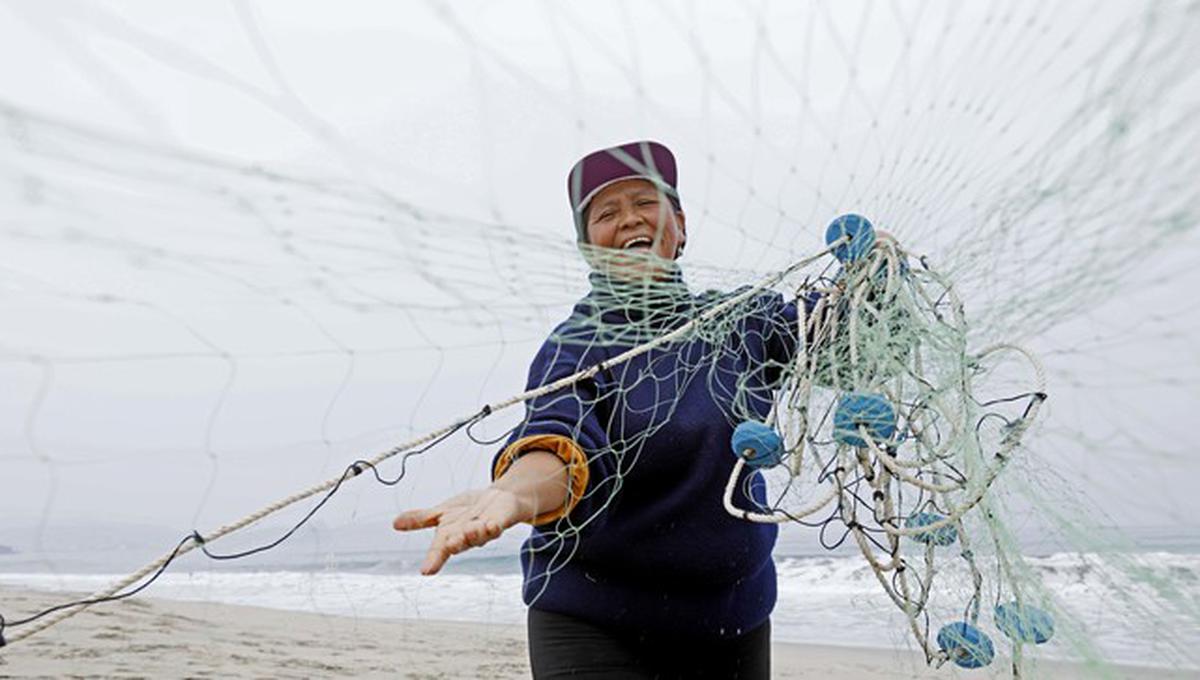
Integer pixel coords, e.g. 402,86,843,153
0,586,1193,679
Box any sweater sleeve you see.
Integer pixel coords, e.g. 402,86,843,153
491,331,617,530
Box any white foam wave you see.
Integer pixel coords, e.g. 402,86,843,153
2,551,1197,668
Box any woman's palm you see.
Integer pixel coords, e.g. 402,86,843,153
393,487,523,574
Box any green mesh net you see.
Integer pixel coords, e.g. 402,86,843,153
1,1,1198,677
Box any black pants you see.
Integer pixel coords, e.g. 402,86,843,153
527,608,770,679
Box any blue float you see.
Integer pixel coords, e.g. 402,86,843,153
905,512,958,546
730,421,783,469
994,602,1055,644
937,622,995,669
832,393,896,447
825,213,877,264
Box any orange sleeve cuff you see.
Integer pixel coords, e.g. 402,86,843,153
493,434,590,526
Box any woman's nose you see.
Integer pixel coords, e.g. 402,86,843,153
616,203,644,230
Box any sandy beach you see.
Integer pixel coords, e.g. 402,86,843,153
0,586,1192,679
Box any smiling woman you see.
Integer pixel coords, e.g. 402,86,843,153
574,142,689,282
393,140,812,679
584,178,686,259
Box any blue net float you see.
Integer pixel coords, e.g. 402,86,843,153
994,602,1055,644
832,393,896,447
937,622,995,669
825,213,877,264
730,421,784,469
905,512,958,546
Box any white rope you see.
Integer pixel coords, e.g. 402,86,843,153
719,242,1049,670
1,243,843,647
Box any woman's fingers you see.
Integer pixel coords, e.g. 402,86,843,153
420,527,466,575
394,489,488,532
392,507,443,531
420,542,448,575
420,518,504,575
457,518,502,551
399,489,515,575
463,518,502,546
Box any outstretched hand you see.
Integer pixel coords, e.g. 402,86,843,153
393,487,523,575
394,449,571,575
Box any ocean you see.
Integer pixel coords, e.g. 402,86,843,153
2,541,1198,670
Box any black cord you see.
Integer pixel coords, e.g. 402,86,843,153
202,411,484,560
0,533,195,644
972,391,1040,408
0,406,493,639
465,417,517,446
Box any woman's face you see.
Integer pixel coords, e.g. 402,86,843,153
583,178,686,277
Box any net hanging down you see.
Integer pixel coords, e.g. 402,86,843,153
723,214,1050,672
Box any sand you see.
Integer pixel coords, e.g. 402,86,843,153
0,587,1192,679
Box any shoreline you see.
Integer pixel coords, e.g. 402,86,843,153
1,587,1194,679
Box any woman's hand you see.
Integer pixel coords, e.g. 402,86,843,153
393,487,522,575
393,450,570,575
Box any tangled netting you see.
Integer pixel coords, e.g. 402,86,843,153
2,1,1199,678
723,219,1050,671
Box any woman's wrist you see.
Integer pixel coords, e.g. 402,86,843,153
492,450,571,524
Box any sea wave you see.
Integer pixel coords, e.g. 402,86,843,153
2,551,1197,668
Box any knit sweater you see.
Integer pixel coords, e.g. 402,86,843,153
492,270,811,640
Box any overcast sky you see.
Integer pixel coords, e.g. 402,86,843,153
1,0,1198,562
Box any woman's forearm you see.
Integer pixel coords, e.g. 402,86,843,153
492,450,570,523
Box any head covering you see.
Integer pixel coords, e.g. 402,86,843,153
568,140,680,242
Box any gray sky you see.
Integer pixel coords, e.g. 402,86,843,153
1,0,1198,560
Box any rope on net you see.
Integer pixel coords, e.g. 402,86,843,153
723,216,1050,672
0,240,847,648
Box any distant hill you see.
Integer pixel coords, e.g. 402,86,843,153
0,545,15,555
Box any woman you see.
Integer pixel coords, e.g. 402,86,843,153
394,141,806,679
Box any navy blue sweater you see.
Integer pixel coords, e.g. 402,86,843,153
493,271,808,639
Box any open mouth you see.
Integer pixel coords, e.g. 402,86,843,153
621,236,654,251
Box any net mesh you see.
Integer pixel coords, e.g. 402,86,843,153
1,0,1199,676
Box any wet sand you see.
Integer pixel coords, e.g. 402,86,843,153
0,587,1192,679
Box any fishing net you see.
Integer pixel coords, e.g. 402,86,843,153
1,1,1199,677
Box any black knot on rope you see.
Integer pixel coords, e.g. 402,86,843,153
873,490,885,501
847,521,860,530
479,404,492,417
349,462,365,476
190,530,206,545
897,563,907,573
1033,391,1048,402
0,629,6,648
961,549,974,559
